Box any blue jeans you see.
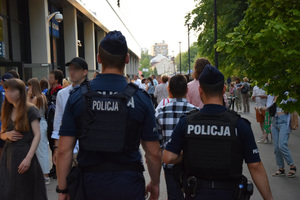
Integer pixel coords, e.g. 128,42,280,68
163,167,184,200
272,114,294,168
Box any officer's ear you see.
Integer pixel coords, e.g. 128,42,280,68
222,84,226,95
97,53,102,64
125,53,130,64
198,86,203,97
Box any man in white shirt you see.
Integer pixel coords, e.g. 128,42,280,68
133,74,143,89
252,85,268,141
51,57,88,165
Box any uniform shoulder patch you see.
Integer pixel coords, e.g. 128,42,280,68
186,108,199,116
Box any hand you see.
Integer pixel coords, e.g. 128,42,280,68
53,149,58,165
18,156,32,174
145,182,159,200
58,193,70,200
5,130,23,141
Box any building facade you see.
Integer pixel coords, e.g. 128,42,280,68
151,41,168,57
0,0,140,81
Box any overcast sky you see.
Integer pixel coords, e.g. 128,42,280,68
85,0,198,56
119,0,198,56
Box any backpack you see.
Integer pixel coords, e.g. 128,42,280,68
291,112,299,130
241,83,249,94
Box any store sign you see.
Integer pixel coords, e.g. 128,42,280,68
49,18,60,38
0,42,5,58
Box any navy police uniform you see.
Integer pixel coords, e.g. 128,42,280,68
59,31,159,200
165,66,260,200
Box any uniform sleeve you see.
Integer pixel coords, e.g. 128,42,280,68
28,106,41,123
52,90,64,139
140,95,159,141
237,118,261,163
165,117,186,155
59,94,81,137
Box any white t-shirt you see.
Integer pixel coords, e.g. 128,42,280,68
133,79,143,89
252,86,267,107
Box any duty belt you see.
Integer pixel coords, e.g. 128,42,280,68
83,161,144,173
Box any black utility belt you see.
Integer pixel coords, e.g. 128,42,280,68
83,162,144,173
194,178,236,190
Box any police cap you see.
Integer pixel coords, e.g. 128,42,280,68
100,31,128,56
198,65,224,84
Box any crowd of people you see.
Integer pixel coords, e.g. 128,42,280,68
0,30,297,200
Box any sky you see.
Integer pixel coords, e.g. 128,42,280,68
84,0,199,57
116,0,198,56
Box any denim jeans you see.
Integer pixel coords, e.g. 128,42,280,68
272,114,294,168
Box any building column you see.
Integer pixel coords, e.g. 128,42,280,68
63,6,78,62
28,0,50,64
96,29,106,71
84,21,95,78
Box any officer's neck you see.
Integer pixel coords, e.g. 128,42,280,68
202,96,223,106
101,67,124,76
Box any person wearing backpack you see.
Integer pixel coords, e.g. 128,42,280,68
238,77,250,113
46,70,63,179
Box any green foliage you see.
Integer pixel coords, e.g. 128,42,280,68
186,0,249,77
139,50,151,77
175,42,199,74
216,0,300,112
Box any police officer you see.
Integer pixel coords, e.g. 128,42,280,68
163,65,273,200
56,31,162,200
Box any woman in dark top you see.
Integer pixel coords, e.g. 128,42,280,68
0,79,47,200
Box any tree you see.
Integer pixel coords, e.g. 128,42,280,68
139,50,151,77
175,42,199,74
185,0,248,77
216,0,300,112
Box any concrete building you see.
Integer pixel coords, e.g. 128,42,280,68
0,0,140,81
151,41,168,57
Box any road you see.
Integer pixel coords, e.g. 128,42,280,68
46,101,300,199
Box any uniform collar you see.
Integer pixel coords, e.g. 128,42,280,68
201,104,227,113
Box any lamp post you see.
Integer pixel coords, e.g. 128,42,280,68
187,23,191,76
179,42,182,74
214,0,218,68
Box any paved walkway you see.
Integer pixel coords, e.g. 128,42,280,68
47,101,300,199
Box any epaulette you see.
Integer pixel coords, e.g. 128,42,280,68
186,108,199,116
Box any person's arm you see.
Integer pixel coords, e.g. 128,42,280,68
163,150,182,164
247,162,273,200
141,140,162,200
52,92,64,164
57,136,76,200
18,119,41,174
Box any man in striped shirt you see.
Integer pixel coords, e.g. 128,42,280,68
155,74,198,200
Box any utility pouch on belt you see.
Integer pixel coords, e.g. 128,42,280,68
234,175,253,200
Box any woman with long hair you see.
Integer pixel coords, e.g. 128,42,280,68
27,78,50,184
0,79,47,200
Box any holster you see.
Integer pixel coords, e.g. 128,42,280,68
67,166,85,200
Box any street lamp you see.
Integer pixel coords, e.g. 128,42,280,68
214,0,218,68
47,11,63,23
186,23,191,76
179,41,182,74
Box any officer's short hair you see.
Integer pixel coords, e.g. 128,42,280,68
169,74,187,98
200,80,224,97
98,45,127,69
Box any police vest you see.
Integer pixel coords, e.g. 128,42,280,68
78,81,142,153
183,110,243,180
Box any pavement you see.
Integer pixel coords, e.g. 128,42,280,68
46,101,300,200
